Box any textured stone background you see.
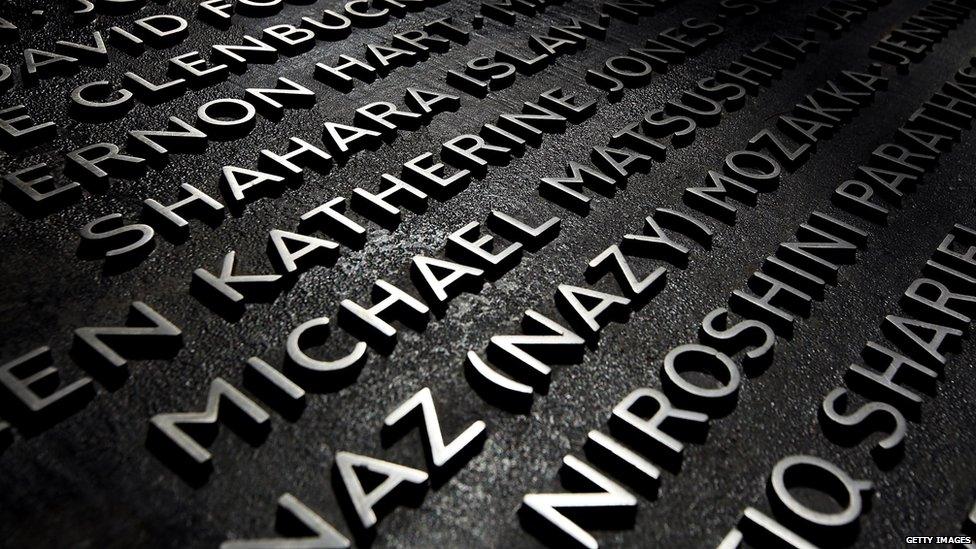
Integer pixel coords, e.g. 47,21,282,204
1,0,975,547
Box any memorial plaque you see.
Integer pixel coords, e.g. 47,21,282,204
1,0,976,547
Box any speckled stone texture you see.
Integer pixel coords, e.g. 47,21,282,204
1,0,975,547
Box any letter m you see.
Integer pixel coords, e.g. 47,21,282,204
149,378,270,476
684,170,758,224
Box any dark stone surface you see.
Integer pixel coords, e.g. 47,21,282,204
1,0,975,547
